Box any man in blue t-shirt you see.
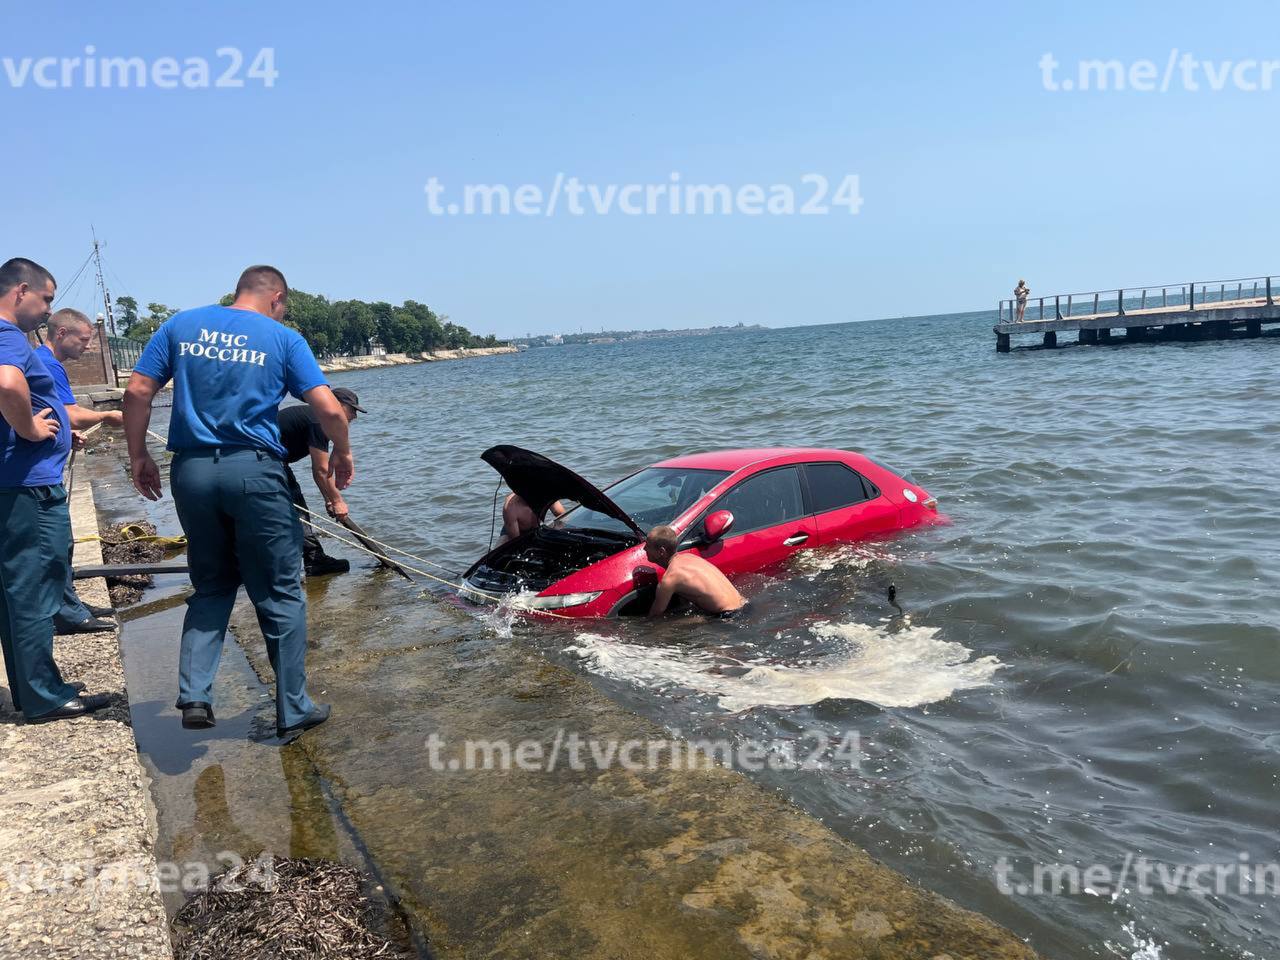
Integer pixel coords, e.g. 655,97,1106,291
123,265,354,740
0,257,111,722
36,308,123,634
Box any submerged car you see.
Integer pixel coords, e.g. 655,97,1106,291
462,445,938,618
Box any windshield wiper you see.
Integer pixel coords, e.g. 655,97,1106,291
561,525,636,542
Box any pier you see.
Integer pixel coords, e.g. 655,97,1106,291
994,275,1280,352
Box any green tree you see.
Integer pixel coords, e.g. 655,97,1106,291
333,300,376,355
283,290,335,354
388,304,424,353
369,301,396,353
399,300,442,353
114,295,140,336
122,284,500,357
126,302,178,342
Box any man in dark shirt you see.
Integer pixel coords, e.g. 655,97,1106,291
278,386,364,576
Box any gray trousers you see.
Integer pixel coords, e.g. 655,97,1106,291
170,448,316,730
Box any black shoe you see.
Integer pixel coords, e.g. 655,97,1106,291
181,702,216,729
57,616,116,634
69,681,86,694
277,704,331,739
305,555,350,577
29,693,112,723
85,602,116,618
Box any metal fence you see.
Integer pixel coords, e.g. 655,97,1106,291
107,335,147,372
998,274,1278,324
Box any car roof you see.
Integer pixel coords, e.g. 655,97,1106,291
653,448,856,472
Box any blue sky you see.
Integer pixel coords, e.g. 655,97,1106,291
11,1,1280,337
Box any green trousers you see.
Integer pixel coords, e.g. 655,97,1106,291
0,485,78,718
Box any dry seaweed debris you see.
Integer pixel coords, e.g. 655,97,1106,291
173,856,413,960
101,520,163,606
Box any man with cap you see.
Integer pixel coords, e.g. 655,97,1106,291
36,307,121,633
276,385,364,577
0,257,111,722
122,265,354,740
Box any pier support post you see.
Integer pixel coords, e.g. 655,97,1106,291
1213,319,1232,339
1096,327,1110,342
1079,328,1098,344
1125,326,1146,341
1246,319,1262,337
996,332,1010,353
1042,331,1057,348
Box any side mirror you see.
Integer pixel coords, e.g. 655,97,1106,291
632,565,660,586
704,510,734,542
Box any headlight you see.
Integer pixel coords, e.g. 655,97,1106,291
524,591,602,610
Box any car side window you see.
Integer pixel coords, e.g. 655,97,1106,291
803,462,875,513
712,467,806,535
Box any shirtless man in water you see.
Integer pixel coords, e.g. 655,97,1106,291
643,525,747,618
498,493,566,544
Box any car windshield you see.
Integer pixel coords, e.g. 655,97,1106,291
556,467,730,536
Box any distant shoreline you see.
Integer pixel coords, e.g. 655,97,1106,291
319,345,517,373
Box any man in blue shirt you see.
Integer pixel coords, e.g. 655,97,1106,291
0,258,111,722
123,265,353,740
36,308,122,634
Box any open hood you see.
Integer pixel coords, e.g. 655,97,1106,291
481,445,646,538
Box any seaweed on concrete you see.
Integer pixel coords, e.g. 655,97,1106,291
173,856,414,960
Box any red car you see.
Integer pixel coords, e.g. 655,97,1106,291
463,445,938,618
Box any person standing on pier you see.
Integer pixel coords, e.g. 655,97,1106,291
0,258,111,722
122,265,354,740
35,307,121,634
1013,279,1030,322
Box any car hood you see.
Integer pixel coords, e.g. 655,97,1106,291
481,445,646,538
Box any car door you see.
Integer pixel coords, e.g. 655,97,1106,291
687,466,818,576
802,461,901,545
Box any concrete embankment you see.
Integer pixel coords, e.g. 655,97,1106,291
228,586,1042,960
319,346,516,374
0,462,172,960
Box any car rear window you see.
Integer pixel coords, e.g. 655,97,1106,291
804,462,875,513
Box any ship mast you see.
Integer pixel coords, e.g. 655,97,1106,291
91,226,116,336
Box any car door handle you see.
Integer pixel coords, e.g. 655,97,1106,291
783,533,809,546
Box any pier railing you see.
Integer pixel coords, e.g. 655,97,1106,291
998,274,1278,324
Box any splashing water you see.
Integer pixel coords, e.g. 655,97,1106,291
566,620,1005,711
1104,921,1163,960
791,543,899,580
476,590,545,638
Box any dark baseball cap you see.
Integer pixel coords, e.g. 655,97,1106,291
332,387,366,413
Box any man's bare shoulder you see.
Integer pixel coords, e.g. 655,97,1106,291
667,553,717,576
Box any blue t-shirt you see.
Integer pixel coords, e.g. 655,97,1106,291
34,344,77,405
0,320,73,487
133,305,327,459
